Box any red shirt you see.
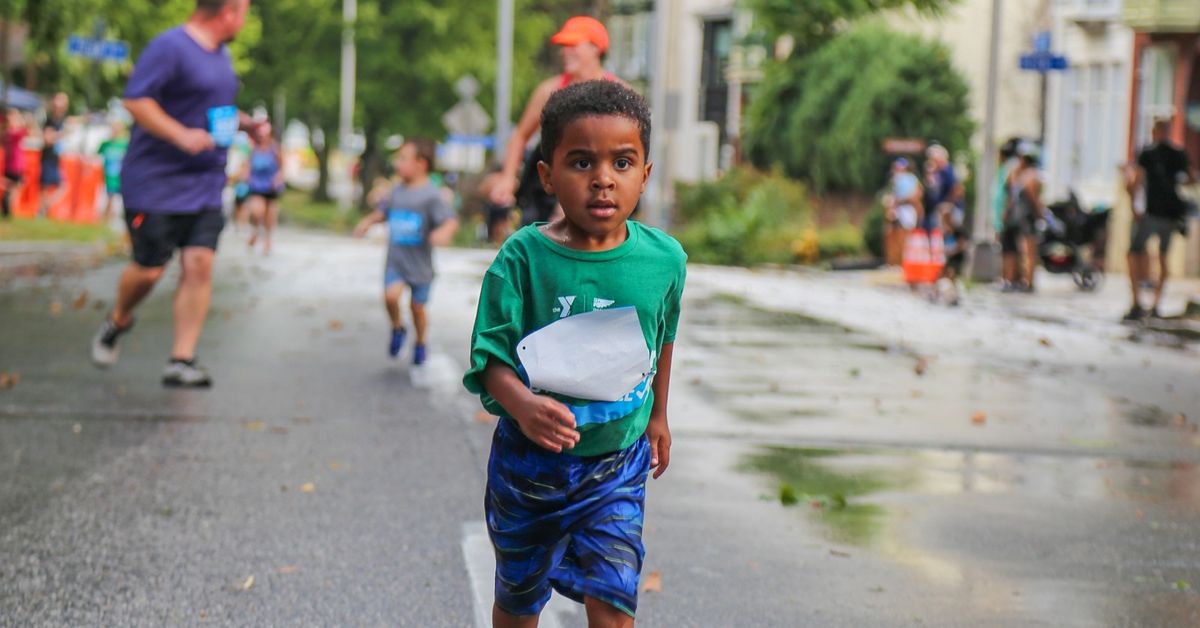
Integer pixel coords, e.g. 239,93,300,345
4,127,27,176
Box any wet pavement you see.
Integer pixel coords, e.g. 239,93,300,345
1,228,1198,626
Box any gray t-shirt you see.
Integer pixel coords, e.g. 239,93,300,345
384,182,453,285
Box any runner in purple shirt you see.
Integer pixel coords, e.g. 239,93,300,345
91,0,256,388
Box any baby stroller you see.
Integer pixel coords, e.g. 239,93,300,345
1039,191,1109,291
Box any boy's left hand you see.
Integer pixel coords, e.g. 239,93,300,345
646,415,671,479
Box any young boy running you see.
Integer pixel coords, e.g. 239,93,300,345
353,138,458,364
463,81,686,627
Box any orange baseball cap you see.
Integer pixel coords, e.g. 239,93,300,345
550,16,609,53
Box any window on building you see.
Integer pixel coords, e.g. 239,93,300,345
700,17,733,143
1135,44,1176,149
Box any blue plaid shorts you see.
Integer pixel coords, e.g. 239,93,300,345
486,417,650,618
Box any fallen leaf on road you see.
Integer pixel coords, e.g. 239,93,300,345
72,423,82,434
1172,413,1187,427
767,381,780,393
48,301,63,316
240,575,255,591
329,461,343,471
1175,580,1191,592
971,411,987,426
277,565,299,575
242,420,265,432
116,385,126,397
913,359,927,376
473,410,497,424
849,367,861,378
293,416,313,425
779,484,799,506
1038,337,1052,347
911,390,923,398
1135,509,1144,520
640,571,662,593
0,371,19,390
269,426,288,435
300,482,315,493
327,319,343,331
71,290,89,310
830,550,851,558
869,586,885,593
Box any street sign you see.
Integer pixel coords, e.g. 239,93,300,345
66,35,129,62
1020,32,1067,74
881,137,926,155
1019,52,1068,73
1033,31,1051,54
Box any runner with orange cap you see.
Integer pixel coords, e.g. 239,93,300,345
488,16,623,222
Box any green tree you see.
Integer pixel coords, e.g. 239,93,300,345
746,0,953,56
742,24,973,194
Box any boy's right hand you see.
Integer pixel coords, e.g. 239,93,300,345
512,394,579,453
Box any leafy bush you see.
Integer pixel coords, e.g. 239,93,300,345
816,221,865,259
862,201,886,259
743,24,974,194
674,167,813,266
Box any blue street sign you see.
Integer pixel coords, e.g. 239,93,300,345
1033,31,1051,54
447,134,496,149
67,35,129,62
1019,52,1068,73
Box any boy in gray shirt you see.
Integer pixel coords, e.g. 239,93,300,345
354,138,459,364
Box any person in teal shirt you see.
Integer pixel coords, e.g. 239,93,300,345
97,119,129,221
463,81,685,626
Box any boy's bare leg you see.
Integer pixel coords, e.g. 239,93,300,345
246,197,263,246
584,597,634,628
384,283,405,329
492,605,539,628
411,301,427,345
1152,251,1169,312
112,263,166,327
1127,251,1147,307
1022,235,1037,288
262,199,278,255
170,247,215,360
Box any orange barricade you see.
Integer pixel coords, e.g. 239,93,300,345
0,148,101,222
902,229,945,284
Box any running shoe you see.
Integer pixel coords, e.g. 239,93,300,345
1121,305,1147,323
162,358,212,388
91,316,134,368
413,344,427,366
389,327,407,358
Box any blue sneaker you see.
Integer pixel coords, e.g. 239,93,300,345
413,344,427,366
389,328,406,358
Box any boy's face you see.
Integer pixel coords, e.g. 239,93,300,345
394,144,425,181
537,114,650,237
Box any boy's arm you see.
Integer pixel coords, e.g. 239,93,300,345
647,343,674,479
352,209,386,237
482,359,580,453
428,217,460,247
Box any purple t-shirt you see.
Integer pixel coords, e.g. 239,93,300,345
121,27,239,213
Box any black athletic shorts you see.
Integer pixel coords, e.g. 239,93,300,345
248,190,279,201
125,208,225,268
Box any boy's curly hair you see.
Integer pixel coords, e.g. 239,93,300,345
539,80,651,162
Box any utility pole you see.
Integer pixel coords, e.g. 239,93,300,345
969,0,1003,282
495,0,513,159
646,0,672,230
338,0,356,151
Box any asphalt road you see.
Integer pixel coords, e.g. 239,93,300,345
2,228,1197,626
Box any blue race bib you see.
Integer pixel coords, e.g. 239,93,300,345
388,210,424,246
207,106,238,148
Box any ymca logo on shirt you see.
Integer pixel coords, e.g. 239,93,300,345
552,295,617,318
388,209,424,246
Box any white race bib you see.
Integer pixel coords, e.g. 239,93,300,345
517,306,651,402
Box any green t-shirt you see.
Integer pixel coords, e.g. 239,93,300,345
463,221,687,456
97,138,129,190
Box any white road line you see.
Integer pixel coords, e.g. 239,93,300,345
461,521,577,628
